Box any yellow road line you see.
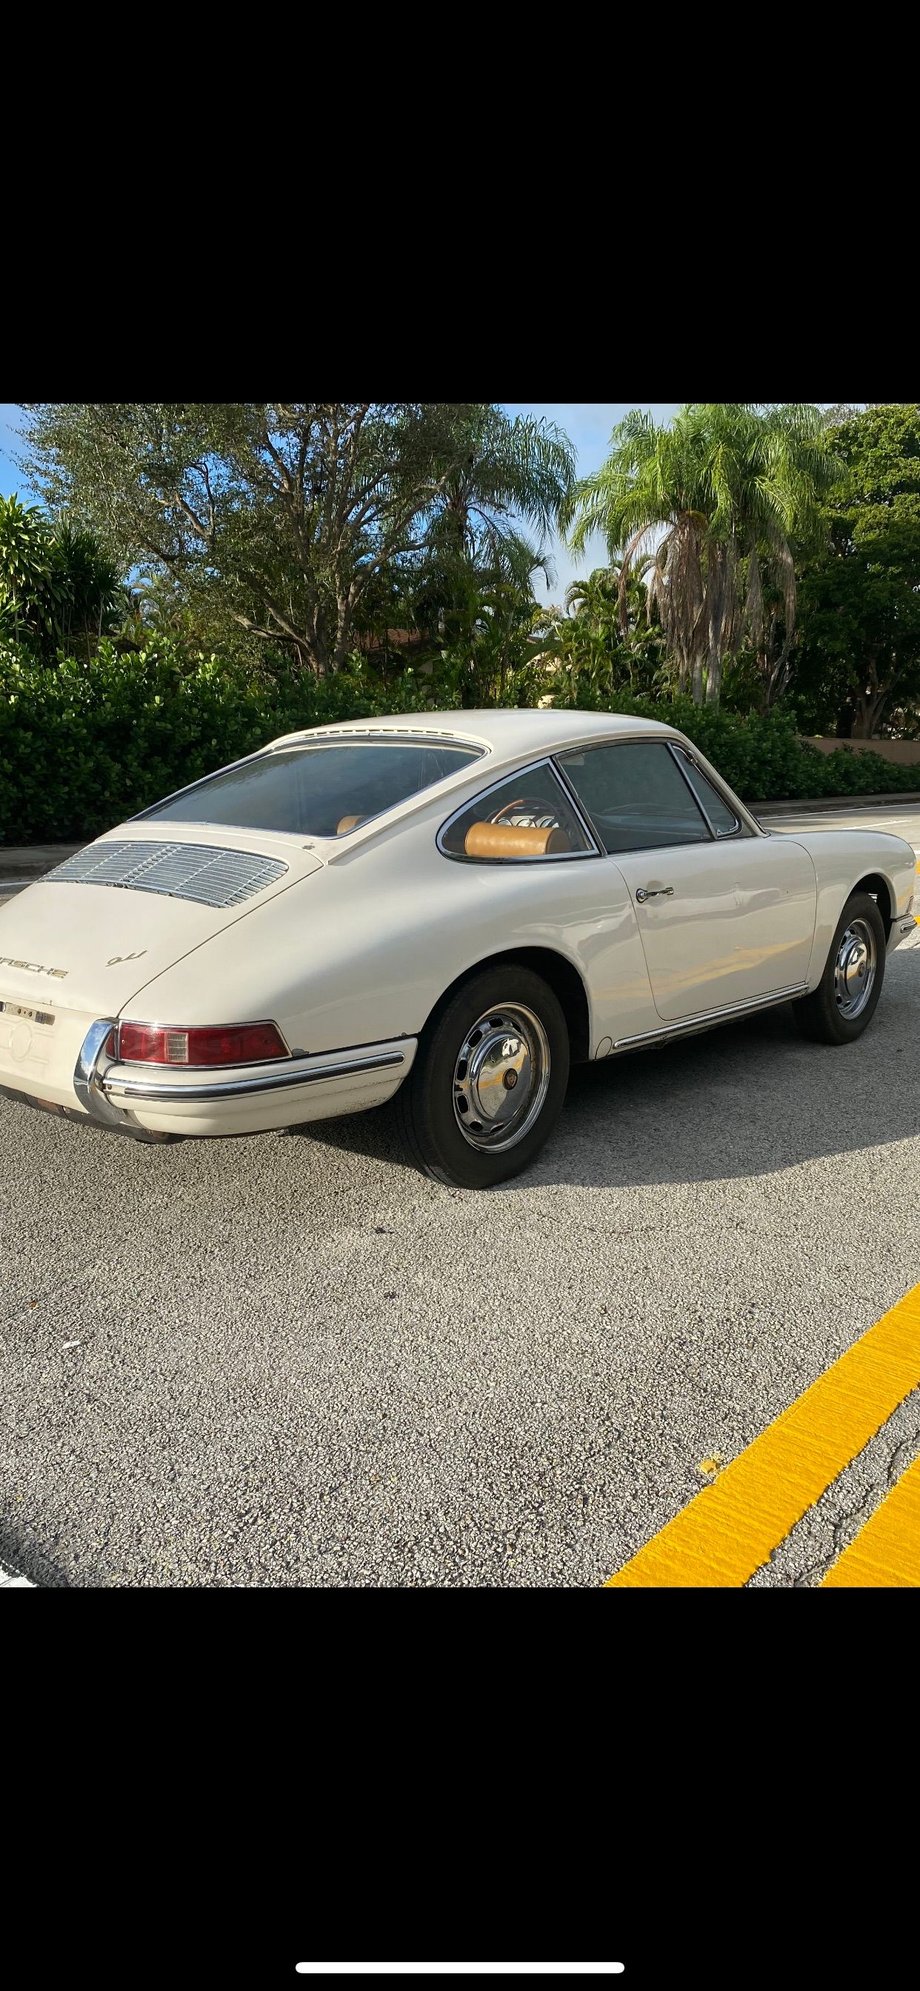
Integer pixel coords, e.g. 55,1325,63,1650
821,1453,920,1586
607,1283,920,1587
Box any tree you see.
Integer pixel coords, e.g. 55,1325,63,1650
561,403,839,706
17,404,575,678
793,404,920,736
0,497,56,650
0,494,120,662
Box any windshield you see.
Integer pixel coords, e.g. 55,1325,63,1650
138,740,483,838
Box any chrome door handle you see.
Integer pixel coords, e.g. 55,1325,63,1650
635,886,674,903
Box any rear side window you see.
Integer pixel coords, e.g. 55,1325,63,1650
139,741,482,839
558,741,710,853
440,762,593,860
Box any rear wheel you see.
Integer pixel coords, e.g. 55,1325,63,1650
395,965,570,1188
795,890,886,1044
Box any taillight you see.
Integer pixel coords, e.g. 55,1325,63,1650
117,1021,288,1067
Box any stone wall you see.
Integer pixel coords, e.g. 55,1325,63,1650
808,736,920,764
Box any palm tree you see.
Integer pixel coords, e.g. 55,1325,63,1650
561,404,840,706
404,411,574,664
427,409,576,573
564,566,621,621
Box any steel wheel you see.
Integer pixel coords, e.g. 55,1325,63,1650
394,964,570,1187
451,1003,551,1152
795,889,886,1045
833,918,877,1019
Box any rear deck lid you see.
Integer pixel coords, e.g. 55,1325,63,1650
0,829,322,1013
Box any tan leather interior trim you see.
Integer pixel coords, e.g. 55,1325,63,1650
463,822,572,859
336,814,365,834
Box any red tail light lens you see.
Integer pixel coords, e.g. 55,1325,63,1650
118,1022,288,1067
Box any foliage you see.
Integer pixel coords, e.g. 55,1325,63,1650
533,691,920,803
562,404,841,708
793,404,920,736
0,637,374,842
524,566,670,707
17,404,575,679
0,495,120,663
3,635,919,847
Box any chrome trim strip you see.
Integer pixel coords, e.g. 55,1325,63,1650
437,757,602,863
74,1019,135,1129
668,742,745,840
611,982,808,1050
666,739,717,837
548,755,608,852
102,1049,407,1103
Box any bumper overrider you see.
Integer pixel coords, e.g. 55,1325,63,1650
891,913,919,949
1,1018,416,1142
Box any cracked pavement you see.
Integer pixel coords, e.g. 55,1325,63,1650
748,1383,920,1586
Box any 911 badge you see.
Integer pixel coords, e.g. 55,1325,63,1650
107,951,147,966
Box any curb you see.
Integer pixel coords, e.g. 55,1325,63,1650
753,793,920,816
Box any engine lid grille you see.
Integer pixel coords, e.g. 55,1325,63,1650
41,840,289,909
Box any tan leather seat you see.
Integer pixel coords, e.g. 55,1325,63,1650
336,814,366,835
464,822,572,859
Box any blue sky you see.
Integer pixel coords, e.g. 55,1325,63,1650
0,400,681,605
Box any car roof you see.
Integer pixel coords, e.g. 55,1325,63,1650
268,708,680,757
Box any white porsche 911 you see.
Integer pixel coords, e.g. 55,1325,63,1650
0,710,915,1188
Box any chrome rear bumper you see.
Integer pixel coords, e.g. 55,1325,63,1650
102,1048,405,1103
69,1021,411,1137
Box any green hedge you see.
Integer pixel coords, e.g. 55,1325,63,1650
2,645,918,845
0,642,389,843
600,696,920,803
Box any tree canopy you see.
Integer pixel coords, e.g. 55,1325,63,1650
794,403,920,735
0,494,120,662
561,403,840,705
17,403,575,676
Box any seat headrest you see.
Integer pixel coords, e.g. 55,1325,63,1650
336,814,366,835
463,822,572,859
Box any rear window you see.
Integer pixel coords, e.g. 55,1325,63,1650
139,741,482,839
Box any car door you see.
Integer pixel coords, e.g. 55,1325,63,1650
556,739,817,1023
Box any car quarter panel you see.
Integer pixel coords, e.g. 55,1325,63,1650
121,823,659,1060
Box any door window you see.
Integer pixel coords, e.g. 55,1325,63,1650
557,742,711,854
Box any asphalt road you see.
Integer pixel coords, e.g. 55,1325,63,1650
2,805,919,1588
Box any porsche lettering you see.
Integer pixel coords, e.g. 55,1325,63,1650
0,956,68,979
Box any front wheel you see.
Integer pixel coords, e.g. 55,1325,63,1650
395,965,570,1187
795,890,886,1044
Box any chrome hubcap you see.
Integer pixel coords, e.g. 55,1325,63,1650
834,918,877,1019
452,1003,551,1152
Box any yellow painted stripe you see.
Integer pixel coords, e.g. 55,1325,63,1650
821,1454,920,1586
607,1283,920,1587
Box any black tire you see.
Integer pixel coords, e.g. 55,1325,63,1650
795,890,887,1044
395,964,570,1188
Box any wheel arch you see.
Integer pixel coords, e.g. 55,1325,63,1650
420,946,592,1064
852,872,894,932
